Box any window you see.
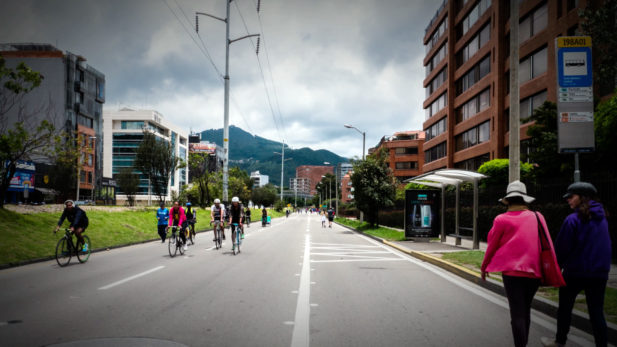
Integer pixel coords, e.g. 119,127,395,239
425,67,448,98
456,88,490,123
454,153,490,171
425,92,447,120
567,0,579,12
457,24,491,67
455,121,490,151
425,117,447,141
394,147,418,155
457,0,491,38
425,141,447,163
425,18,448,54
77,115,93,128
519,47,547,83
520,90,547,120
519,4,548,42
88,154,93,166
395,162,418,170
426,43,448,77
121,121,145,130
456,55,490,95
87,171,93,184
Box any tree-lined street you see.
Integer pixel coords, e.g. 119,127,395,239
0,214,595,346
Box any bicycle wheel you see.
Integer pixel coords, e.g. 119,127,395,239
76,235,91,263
168,233,177,257
237,229,241,254
178,234,185,255
214,226,221,250
55,237,71,267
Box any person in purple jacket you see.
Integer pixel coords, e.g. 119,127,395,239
542,182,611,347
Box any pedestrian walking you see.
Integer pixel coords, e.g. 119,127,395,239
156,201,169,242
541,182,611,347
481,180,560,347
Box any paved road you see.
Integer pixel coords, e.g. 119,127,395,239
0,213,596,346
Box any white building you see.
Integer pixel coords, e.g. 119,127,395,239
103,108,188,203
250,171,269,187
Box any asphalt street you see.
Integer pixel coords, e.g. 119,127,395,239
0,213,597,346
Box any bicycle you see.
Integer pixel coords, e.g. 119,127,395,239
168,226,185,257
54,228,91,267
210,220,224,250
231,223,242,255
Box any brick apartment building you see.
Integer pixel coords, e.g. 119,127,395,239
340,173,354,204
369,130,425,183
295,165,334,195
422,0,599,172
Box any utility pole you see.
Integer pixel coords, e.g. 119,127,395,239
509,0,520,183
274,143,290,201
196,1,260,202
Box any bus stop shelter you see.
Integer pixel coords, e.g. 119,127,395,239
404,169,486,249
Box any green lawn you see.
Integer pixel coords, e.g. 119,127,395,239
335,217,406,241
0,207,278,265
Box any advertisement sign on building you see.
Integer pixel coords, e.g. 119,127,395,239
6,160,35,192
555,36,595,153
189,143,217,154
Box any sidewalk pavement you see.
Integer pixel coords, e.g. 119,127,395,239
341,225,617,344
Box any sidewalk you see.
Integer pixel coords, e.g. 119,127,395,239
343,225,617,344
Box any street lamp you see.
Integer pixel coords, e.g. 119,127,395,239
344,124,365,160
325,161,339,217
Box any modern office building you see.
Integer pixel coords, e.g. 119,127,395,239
369,130,425,183
102,108,188,203
295,165,334,196
250,171,269,187
1,43,105,203
422,0,599,172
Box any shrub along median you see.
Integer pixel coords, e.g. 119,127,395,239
0,207,281,266
335,217,406,241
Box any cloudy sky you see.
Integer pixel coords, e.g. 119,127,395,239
0,0,438,159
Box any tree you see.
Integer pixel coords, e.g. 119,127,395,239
251,183,277,207
0,57,56,208
477,159,535,188
229,167,251,203
117,167,139,206
134,131,182,203
188,152,216,207
521,101,571,180
315,173,337,207
350,155,396,226
48,132,92,202
579,0,617,96
593,93,617,172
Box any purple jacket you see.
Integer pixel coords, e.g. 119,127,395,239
555,200,611,279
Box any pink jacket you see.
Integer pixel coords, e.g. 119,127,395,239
169,206,187,227
481,210,555,278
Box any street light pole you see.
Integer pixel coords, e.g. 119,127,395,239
344,124,365,221
196,3,260,202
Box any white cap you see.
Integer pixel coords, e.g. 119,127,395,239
214,198,221,204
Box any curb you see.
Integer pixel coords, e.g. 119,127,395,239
337,222,617,344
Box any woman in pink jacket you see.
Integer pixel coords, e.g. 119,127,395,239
481,180,557,347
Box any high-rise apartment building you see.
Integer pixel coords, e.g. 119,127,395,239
422,0,597,172
102,108,188,203
295,165,334,195
369,130,425,183
1,43,105,202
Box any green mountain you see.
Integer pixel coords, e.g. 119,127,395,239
200,126,348,186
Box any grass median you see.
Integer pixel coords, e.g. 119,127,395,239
0,206,281,266
335,217,406,241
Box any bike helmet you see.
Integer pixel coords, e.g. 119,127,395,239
186,202,191,206
232,196,239,203
64,200,75,206
214,198,221,204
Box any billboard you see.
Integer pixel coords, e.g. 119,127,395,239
6,160,35,192
189,143,217,154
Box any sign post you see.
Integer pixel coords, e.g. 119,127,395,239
556,36,594,182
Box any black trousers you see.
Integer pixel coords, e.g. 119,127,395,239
157,225,167,242
556,277,607,347
502,274,541,347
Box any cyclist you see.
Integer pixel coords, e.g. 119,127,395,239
244,206,251,227
210,198,226,241
54,200,89,251
169,200,188,251
185,202,196,238
228,196,244,248
262,207,268,227
156,201,169,242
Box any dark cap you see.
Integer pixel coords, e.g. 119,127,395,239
563,181,597,199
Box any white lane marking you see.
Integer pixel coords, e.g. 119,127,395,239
311,258,406,263
291,234,311,347
351,233,595,346
98,266,165,290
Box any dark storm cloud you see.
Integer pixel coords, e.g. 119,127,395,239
0,0,439,158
